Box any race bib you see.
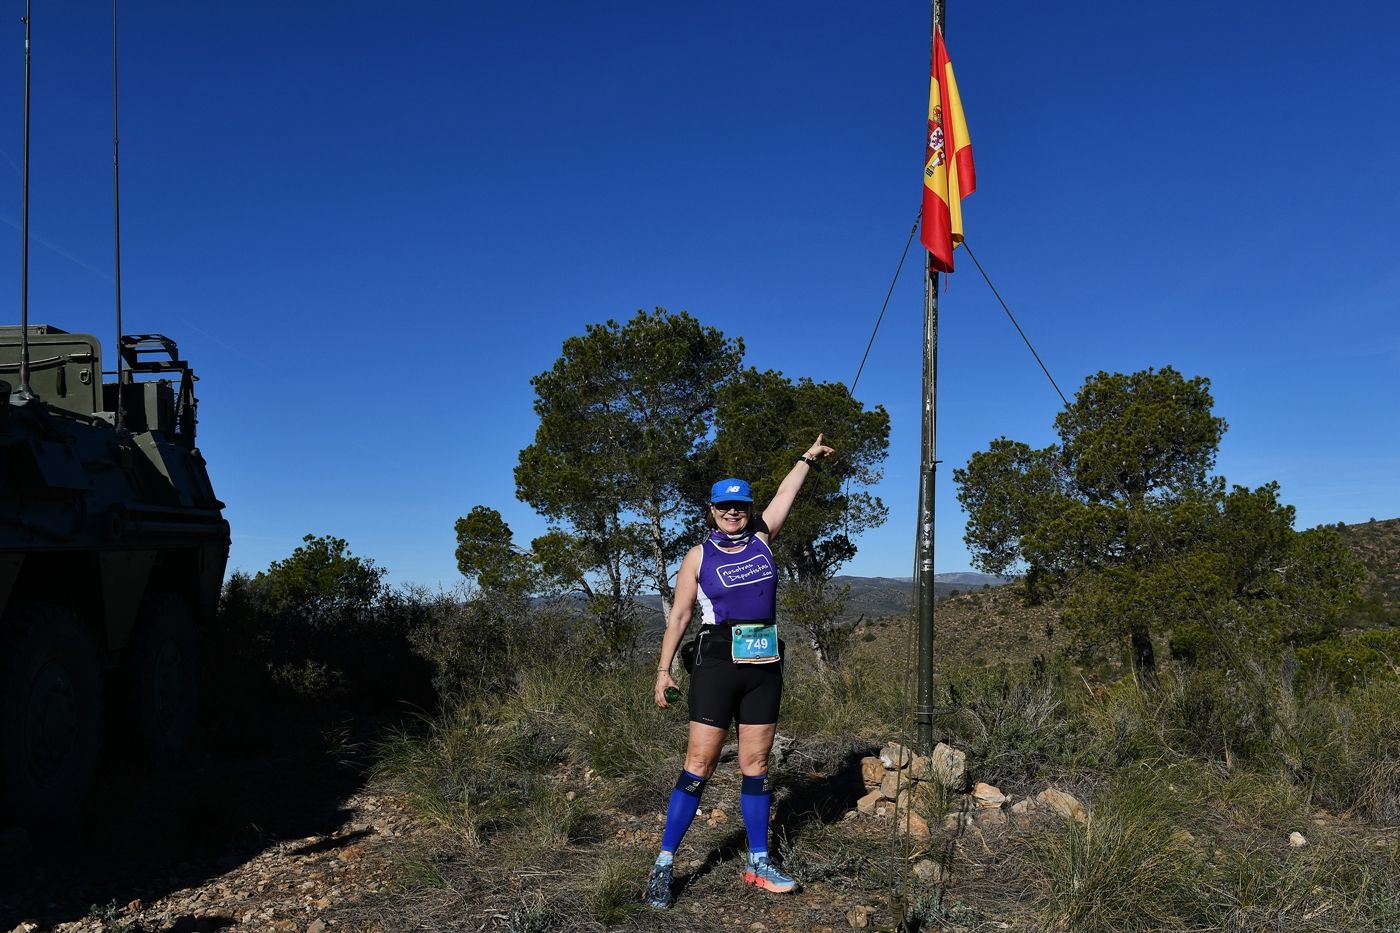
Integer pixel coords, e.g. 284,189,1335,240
731,622,780,664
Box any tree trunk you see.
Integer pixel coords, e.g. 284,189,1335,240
1130,626,1159,689
810,631,830,674
648,513,673,624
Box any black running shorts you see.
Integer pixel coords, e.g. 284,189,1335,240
687,625,784,728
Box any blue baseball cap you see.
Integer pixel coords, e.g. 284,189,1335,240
710,478,752,503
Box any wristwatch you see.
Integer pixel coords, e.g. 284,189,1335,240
799,455,817,467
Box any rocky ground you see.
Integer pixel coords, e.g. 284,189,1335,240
0,726,424,933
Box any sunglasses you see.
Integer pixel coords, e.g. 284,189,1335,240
711,502,750,514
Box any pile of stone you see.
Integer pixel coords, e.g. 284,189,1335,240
853,741,1087,836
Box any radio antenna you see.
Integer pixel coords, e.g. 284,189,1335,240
113,0,125,428
17,0,32,399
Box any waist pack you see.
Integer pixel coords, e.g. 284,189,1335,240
680,620,783,673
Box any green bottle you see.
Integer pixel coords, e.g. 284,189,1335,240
664,685,683,704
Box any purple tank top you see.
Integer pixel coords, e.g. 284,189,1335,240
695,536,777,625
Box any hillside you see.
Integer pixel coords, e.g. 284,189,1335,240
831,572,1009,621
1336,516,1400,615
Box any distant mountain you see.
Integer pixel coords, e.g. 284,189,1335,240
633,571,1011,623
832,573,1011,621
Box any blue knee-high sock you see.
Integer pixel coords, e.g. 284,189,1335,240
740,773,771,862
659,770,707,859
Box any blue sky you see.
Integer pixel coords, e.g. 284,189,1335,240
2,1,1396,588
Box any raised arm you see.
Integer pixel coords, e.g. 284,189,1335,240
760,433,835,540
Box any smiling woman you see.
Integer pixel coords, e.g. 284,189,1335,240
642,433,835,910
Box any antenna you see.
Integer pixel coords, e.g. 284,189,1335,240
17,0,32,399
113,0,125,428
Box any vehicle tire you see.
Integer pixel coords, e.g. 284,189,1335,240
0,604,103,826
131,592,199,767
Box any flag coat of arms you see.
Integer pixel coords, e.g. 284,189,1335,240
920,27,975,274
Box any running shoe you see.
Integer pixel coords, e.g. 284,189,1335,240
742,855,798,893
644,862,674,909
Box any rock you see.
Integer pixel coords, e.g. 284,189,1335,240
943,810,972,831
307,922,328,933
879,770,906,801
972,782,1008,808
1036,788,1088,823
1289,831,1307,847
974,807,1007,825
930,743,967,790
710,807,728,824
908,753,933,781
879,742,913,769
860,756,886,786
846,905,877,928
1010,799,1037,817
857,789,884,816
912,859,948,883
897,809,931,837
565,790,577,801
749,924,767,932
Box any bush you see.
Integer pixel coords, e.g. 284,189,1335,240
933,664,1086,784
201,539,449,752
1295,679,1400,825
1296,629,1400,691
406,587,568,702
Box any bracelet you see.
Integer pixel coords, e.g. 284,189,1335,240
657,667,669,673
799,455,817,467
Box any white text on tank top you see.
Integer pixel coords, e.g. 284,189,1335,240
695,537,777,625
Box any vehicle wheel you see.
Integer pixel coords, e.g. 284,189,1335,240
0,604,103,826
131,592,199,767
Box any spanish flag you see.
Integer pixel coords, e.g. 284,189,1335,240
920,27,975,274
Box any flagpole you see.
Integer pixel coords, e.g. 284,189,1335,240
914,0,945,753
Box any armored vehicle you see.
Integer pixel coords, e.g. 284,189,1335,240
0,325,229,826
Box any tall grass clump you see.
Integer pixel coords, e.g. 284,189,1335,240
585,849,650,925
1023,758,1400,931
1295,677,1400,825
557,663,689,806
782,654,908,739
1025,767,1207,932
374,699,587,848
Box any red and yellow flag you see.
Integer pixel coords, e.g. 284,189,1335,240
920,27,975,274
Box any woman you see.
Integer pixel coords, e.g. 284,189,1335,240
644,434,835,910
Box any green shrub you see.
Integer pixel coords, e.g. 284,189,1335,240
1296,629,1400,691
1295,679,1400,825
933,664,1086,783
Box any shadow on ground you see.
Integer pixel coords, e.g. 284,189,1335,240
0,715,399,931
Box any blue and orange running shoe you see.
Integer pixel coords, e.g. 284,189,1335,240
742,855,798,893
644,862,674,909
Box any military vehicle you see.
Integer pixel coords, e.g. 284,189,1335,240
0,326,229,826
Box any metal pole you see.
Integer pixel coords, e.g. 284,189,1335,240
18,0,32,399
914,0,946,753
113,0,126,428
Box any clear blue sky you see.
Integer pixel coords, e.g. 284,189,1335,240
2,1,1396,588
